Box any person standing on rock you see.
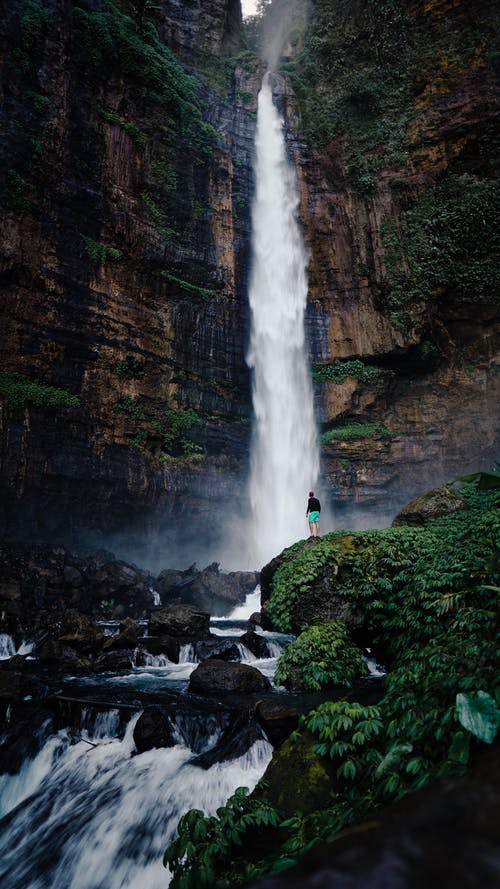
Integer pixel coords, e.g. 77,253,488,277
306,491,321,537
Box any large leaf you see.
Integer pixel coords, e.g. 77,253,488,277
456,691,500,744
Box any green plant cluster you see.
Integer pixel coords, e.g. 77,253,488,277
98,106,147,153
5,170,33,212
82,235,122,265
312,360,395,385
113,396,145,423
164,484,499,887
112,356,144,378
152,408,203,459
0,371,80,410
164,273,219,302
11,0,51,76
382,174,500,320
267,538,342,633
72,1,216,160
274,622,367,691
320,422,391,444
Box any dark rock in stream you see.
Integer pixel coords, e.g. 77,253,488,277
239,630,272,659
133,707,176,753
38,641,92,672
149,604,211,639
191,710,264,769
254,700,301,748
93,650,135,673
156,563,258,617
139,635,180,662
194,638,241,662
56,610,104,652
188,660,271,694
102,617,139,652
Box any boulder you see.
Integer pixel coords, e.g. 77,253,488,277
156,563,258,617
0,670,23,701
254,700,301,747
38,640,91,671
102,617,138,652
392,485,469,527
133,707,176,753
239,630,272,659
194,638,241,662
57,609,104,652
140,635,180,662
191,711,264,768
93,650,134,673
188,659,271,695
149,604,211,639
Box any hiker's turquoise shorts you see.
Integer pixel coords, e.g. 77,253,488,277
309,511,320,523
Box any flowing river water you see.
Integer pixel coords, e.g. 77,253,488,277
0,595,283,889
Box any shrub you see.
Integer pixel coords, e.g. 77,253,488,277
0,371,80,410
312,360,395,385
113,397,145,422
274,622,367,690
82,236,122,265
320,423,391,444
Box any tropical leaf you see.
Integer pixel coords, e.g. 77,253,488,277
456,691,500,744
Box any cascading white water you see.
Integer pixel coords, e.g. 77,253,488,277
247,73,319,567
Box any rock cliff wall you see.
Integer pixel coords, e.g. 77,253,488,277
0,0,262,560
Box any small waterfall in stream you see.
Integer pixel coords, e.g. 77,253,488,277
246,73,319,568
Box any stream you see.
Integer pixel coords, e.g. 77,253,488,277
0,595,287,889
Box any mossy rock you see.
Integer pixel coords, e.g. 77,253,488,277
256,730,338,819
391,485,468,527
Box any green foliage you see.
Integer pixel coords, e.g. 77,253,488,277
164,787,282,889
82,235,122,265
455,691,500,744
165,486,499,887
274,622,367,690
321,423,391,444
267,539,342,632
12,0,51,75
98,107,147,153
28,91,51,114
382,174,500,318
164,273,219,302
0,371,80,410
141,192,176,243
113,397,145,423
73,1,216,160
112,356,144,378
5,170,34,212
151,157,177,192
312,360,395,385
152,408,203,458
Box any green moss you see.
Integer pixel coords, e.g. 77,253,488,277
313,360,395,385
164,273,219,302
274,622,367,690
382,174,500,319
321,423,392,444
5,170,33,212
113,397,145,423
0,371,80,410
141,192,176,243
98,107,147,153
82,235,122,265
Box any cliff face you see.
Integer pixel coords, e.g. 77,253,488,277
277,0,499,519
0,0,261,557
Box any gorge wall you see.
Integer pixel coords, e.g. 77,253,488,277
0,0,498,564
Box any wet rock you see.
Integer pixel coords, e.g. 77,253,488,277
239,630,271,659
188,659,271,694
391,485,469,527
191,711,264,768
93,650,134,673
157,563,258,617
102,617,138,652
38,640,91,671
133,707,176,753
194,638,241,662
254,700,301,748
149,604,211,639
57,610,104,652
140,635,180,662
0,671,23,701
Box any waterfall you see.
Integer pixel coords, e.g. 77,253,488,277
247,73,319,568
